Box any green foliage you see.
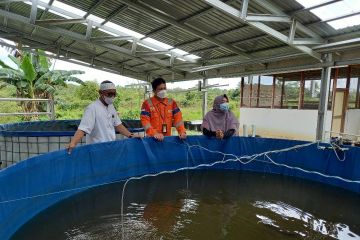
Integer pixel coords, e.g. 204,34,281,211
0,49,85,118
20,53,36,82
35,49,51,73
284,82,300,99
76,81,99,101
0,85,22,124
1,72,245,123
229,88,240,99
180,91,197,107
120,109,140,119
116,86,143,120
0,59,13,69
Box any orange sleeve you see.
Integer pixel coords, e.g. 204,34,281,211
172,100,186,135
140,101,158,136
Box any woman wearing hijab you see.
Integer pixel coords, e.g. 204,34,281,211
201,94,239,139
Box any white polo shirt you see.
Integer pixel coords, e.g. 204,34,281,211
78,99,122,144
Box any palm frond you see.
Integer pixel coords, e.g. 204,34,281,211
16,80,29,89
8,55,21,68
20,54,37,82
0,68,24,79
65,76,85,85
0,59,14,69
36,49,51,72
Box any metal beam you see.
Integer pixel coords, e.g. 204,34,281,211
30,0,38,24
191,39,342,71
54,3,127,46
316,53,332,141
166,55,360,82
241,0,249,19
252,0,322,39
0,32,20,37
84,21,92,40
313,38,360,51
288,19,297,43
131,39,137,55
0,0,24,4
117,0,253,60
35,18,87,26
3,2,9,27
190,52,305,72
0,9,186,76
169,54,175,68
229,12,358,49
292,38,324,45
90,36,134,42
22,44,56,50
246,14,291,23
136,51,171,57
205,0,322,61
0,39,144,78
34,1,196,63
30,0,54,36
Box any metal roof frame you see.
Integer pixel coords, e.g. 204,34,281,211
0,0,359,82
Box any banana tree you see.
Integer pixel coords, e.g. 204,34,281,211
0,49,84,117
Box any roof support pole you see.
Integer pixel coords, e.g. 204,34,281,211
271,75,276,108
316,53,332,141
249,75,253,108
298,71,305,109
202,74,208,119
356,73,360,109
240,77,245,107
280,80,285,108
257,75,261,107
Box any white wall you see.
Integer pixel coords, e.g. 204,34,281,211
239,108,332,141
344,109,360,139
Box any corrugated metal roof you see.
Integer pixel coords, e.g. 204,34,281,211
0,0,359,81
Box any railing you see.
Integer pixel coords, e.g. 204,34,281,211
0,98,55,120
241,96,322,109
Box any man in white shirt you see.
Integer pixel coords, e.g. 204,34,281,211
67,80,139,154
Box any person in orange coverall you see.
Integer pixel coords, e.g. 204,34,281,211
140,77,187,141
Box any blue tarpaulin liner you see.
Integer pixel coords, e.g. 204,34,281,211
0,136,359,239
0,119,143,136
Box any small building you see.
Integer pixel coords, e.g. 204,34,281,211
239,66,360,141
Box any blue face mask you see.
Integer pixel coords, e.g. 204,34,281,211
219,102,229,112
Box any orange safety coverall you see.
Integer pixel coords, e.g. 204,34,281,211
140,97,186,136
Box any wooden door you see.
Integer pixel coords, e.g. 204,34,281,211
331,89,347,136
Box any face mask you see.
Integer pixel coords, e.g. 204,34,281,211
104,96,115,105
219,102,229,112
156,89,167,99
